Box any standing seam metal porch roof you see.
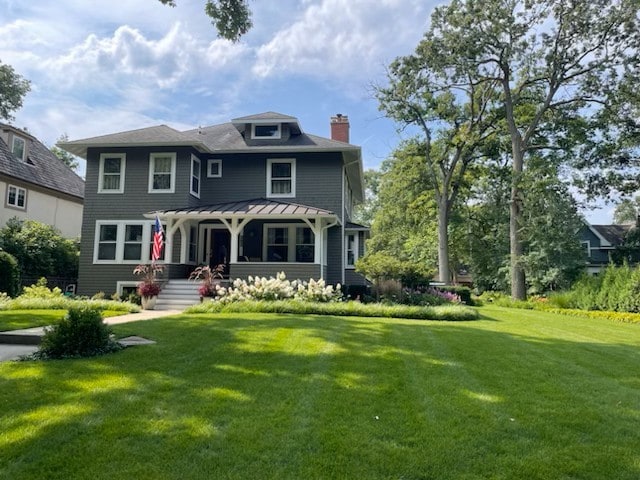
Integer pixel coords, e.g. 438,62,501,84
147,198,336,218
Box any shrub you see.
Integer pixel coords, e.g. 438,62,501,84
0,250,20,297
344,284,371,301
37,305,122,359
21,277,64,298
437,285,473,305
213,272,342,303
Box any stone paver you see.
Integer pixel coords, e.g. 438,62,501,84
0,344,38,362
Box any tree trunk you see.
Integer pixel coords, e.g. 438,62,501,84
437,199,450,284
510,149,526,300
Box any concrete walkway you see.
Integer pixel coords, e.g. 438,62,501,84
0,309,182,362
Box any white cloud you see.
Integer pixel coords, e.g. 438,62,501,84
253,0,432,83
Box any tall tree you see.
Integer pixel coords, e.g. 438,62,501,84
377,51,499,283
613,197,640,224
51,134,80,172
158,0,251,41
352,169,381,226
0,61,30,121
418,0,640,299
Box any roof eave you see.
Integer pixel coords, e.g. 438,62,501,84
58,141,209,159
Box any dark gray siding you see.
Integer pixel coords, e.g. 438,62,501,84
199,152,343,214
230,263,321,282
326,226,341,285
345,269,368,286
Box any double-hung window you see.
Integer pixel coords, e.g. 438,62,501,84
264,224,315,262
345,233,359,267
207,159,222,178
98,153,126,193
190,155,201,198
149,153,176,193
12,136,26,161
6,185,26,209
94,221,161,264
267,159,295,198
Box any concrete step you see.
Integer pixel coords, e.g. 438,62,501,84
0,327,46,345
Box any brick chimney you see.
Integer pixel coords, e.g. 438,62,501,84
330,113,349,143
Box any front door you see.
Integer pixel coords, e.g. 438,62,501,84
209,229,231,275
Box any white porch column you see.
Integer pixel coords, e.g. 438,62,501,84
302,217,323,265
220,217,249,263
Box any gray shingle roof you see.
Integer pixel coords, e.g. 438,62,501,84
151,198,335,218
231,112,298,122
591,224,631,246
0,124,84,200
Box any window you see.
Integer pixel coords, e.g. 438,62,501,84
190,155,201,198
94,221,160,264
98,153,126,193
207,159,222,178
97,224,118,261
252,124,281,139
148,153,176,193
6,185,26,209
264,224,315,262
581,241,591,257
266,227,288,261
12,136,26,161
123,225,144,261
188,227,197,263
296,227,314,263
267,159,295,198
345,233,359,267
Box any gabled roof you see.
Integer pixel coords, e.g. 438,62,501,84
148,198,336,219
231,112,298,123
0,123,84,200
590,224,632,247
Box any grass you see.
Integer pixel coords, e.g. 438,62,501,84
1,306,639,479
0,310,131,332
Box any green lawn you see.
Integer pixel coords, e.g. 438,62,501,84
1,307,639,479
0,310,66,331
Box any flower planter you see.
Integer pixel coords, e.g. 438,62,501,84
141,296,157,310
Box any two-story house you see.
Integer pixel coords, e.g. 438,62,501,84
61,112,368,297
0,123,84,238
579,221,633,274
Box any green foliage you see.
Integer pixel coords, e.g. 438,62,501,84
0,218,79,279
158,0,252,41
37,306,122,359
613,196,640,224
0,250,20,297
0,61,30,121
50,134,80,171
438,286,473,305
21,278,63,299
185,299,478,321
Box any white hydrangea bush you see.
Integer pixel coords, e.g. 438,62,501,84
213,272,342,303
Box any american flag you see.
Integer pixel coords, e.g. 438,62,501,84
152,215,164,262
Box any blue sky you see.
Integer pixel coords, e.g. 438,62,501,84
0,0,613,222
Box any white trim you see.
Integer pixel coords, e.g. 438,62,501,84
116,281,139,296
266,158,296,198
190,154,201,198
93,220,160,264
345,231,359,269
98,153,126,194
207,159,222,178
148,152,176,193
581,240,591,258
6,184,27,209
262,223,315,263
252,123,281,139
11,135,26,161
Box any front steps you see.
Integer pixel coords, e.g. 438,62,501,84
155,279,201,311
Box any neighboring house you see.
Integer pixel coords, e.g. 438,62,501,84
0,123,84,238
579,221,633,274
61,112,368,296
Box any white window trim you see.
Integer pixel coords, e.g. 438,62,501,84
98,153,126,194
252,123,281,139
266,158,296,198
116,281,139,297
93,220,160,264
148,152,177,193
345,231,360,269
6,184,27,209
190,155,201,198
262,223,314,263
581,240,591,258
207,159,222,178
11,136,26,161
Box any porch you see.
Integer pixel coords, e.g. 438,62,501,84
148,198,339,282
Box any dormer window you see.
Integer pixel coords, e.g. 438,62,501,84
12,136,26,161
252,124,281,139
